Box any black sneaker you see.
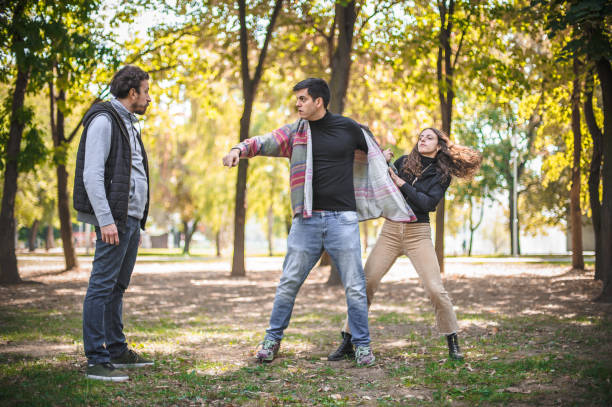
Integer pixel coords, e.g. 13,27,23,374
110,349,154,368
86,362,129,382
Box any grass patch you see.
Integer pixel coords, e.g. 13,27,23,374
0,308,82,343
2,261,611,406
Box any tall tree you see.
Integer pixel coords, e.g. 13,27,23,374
583,69,603,279
569,55,584,270
433,0,468,272
536,0,612,301
231,0,284,276
594,56,612,301
0,0,50,283
45,0,111,271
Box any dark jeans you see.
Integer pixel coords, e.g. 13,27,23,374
83,216,140,364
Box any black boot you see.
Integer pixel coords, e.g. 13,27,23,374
446,333,464,361
327,332,355,361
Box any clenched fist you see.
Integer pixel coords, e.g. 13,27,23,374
222,149,240,167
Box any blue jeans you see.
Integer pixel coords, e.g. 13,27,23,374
265,211,371,347
83,216,140,364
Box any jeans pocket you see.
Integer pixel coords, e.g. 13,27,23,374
338,211,358,224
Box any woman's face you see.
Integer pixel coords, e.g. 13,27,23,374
417,129,440,158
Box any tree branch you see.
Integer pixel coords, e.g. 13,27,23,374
65,26,195,142
238,0,251,92
252,0,284,87
48,80,56,143
355,0,401,39
452,8,472,72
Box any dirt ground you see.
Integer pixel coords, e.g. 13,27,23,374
1,255,611,405
1,256,610,359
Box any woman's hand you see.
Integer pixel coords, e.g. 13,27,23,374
382,148,394,163
388,167,406,187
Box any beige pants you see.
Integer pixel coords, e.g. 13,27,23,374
343,220,459,335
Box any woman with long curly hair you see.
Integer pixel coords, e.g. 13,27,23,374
328,127,482,362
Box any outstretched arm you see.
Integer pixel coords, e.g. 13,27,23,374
222,148,241,167
222,122,297,167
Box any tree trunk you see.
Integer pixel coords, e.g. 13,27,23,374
57,163,78,269
183,219,198,255
570,57,584,270
328,1,357,114
325,0,359,285
435,0,457,274
584,70,603,279
45,223,55,251
467,196,483,257
508,184,523,255
231,107,251,276
232,0,283,277
594,57,612,302
0,67,29,284
215,230,221,257
28,219,40,252
54,90,78,271
468,229,474,256
517,216,521,255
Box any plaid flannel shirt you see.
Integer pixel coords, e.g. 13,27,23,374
233,118,416,222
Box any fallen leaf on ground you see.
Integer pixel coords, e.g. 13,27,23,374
504,387,531,394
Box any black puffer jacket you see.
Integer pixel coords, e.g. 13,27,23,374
393,154,450,223
73,101,149,231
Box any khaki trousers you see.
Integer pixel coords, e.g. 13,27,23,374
344,220,459,335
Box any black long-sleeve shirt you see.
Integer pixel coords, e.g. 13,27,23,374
309,111,368,211
393,154,450,223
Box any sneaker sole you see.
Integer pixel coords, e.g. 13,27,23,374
111,362,154,368
356,357,376,367
256,356,274,363
86,374,129,382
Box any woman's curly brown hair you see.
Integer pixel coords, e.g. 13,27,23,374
402,127,482,183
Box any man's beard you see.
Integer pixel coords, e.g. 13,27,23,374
132,102,148,115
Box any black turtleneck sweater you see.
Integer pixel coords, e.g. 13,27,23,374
309,111,368,211
393,154,450,223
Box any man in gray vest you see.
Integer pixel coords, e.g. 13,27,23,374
73,65,153,382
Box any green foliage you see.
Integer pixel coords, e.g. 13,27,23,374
0,98,47,172
2,0,608,247
534,0,612,62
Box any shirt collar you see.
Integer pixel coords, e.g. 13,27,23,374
111,98,139,125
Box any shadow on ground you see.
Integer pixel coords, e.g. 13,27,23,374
1,258,611,406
